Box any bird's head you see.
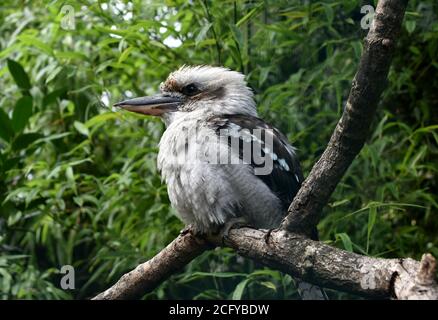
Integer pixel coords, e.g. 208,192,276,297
115,65,256,124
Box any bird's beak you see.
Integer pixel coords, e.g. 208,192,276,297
114,94,182,116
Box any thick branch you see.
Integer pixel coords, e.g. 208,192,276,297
93,228,438,300
92,232,209,300
218,228,438,299
281,0,409,233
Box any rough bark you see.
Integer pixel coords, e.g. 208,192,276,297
93,228,438,300
92,232,210,300
92,0,438,300
219,229,438,299
281,0,409,234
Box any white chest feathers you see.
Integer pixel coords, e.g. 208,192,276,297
157,114,284,234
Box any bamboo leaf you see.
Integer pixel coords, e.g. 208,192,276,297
232,278,250,300
0,109,14,142
336,233,353,252
12,96,33,132
74,121,90,137
366,207,377,253
7,59,31,90
195,22,212,45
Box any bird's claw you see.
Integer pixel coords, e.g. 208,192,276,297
263,228,278,245
263,229,272,244
220,217,250,244
179,224,194,236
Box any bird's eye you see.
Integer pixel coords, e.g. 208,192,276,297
181,83,199,96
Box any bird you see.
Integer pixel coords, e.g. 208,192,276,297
115,65,303,233
115,65,326,299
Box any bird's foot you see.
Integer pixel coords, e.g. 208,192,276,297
180,224,194,236
263,228,278,245
180,224,210,240
220,217,250,244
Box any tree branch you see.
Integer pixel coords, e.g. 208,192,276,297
92,0,438,300
281,0,409,234
93,228,438,300
92,232,210,300
217,228,438,299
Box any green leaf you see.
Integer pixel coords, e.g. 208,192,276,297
118,47,134,63
66,166,75,182
366,207,377,253
232,278,250,300
7,59,31,90
45,66,63,84
12,133,43,151
73,121,89,137
12,96,33,132
260,281,277,292
0,109,14,142
249,269,281,280
330,199,350,207
230,24,244,48
42,88,67,107
323,4,334,24
236,3,263,27
1,156,19,172
188,271,246,278
195,22,212,45
336,233,353,252
405,20,416,34
18,34,54,56
85,112,121,128
259,67,270,87
351,41,363,59
66,166,77,195
55,51,88,61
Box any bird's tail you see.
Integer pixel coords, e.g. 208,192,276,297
296,280,329,300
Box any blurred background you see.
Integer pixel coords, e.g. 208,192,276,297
0,0,436,299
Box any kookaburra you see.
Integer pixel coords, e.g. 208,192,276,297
115,66,326,299
115,65,304,233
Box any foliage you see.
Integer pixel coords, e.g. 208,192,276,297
0,0,436,299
